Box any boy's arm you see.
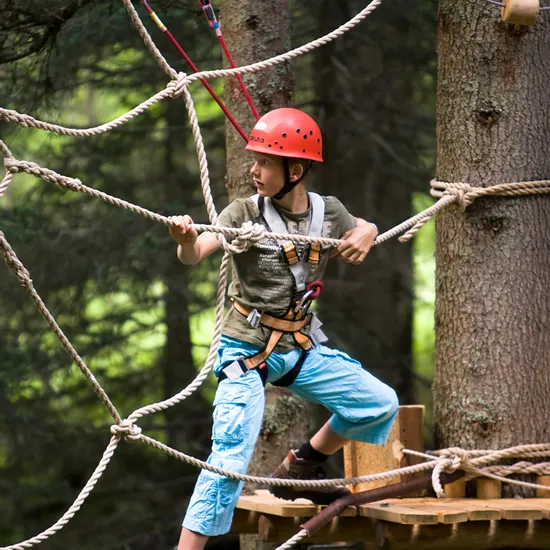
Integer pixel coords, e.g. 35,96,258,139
169,215,221,265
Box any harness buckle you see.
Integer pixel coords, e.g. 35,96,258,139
221,360,248,381
247,308,262,328
309,314,328,345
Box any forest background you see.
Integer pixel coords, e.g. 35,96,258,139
0,0,437,548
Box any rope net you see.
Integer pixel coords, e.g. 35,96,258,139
1,2,550,549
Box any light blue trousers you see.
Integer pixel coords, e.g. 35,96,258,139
183,336,398,536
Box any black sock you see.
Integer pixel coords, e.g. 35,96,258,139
295,441,329,463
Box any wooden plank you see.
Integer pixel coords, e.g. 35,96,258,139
445,478,466,497
237,490,356,517
528,497,550,518
399,406,426,489
476,479,502,499
237,493,317,517
490,499,543,520
360,500,439,524
394,500,468,523
344,406,426,493
437,498,503,520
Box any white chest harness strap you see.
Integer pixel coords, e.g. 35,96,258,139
251,192,325,292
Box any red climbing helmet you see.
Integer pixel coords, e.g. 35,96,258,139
245,108,323,162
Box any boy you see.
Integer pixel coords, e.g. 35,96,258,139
169,108,398,550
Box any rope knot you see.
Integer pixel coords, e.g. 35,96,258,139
432,448,470,498
444,182,475,211
110,419,142,441
167,72,189,99
222,221,266,254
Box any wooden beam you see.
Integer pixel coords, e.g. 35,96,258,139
536,475,550,498
344,405,425,493
476,479,502,499
376,519,550,550
258,514,376,543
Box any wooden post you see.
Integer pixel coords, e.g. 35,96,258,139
536,475,550,497
444,479,466,498
476,479,502,499
344,405,424,493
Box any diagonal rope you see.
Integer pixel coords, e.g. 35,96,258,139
275,529,308,550
0,0,384,138
0,232,121,424
0,437,121,550
1,0,550,548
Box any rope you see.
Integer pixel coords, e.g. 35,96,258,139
0,232,122,424
398,178,550,242
1,437,121,550
0,0,383,139
275,529,308,550
1,0,550,548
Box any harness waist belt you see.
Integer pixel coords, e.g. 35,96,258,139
232,300,312,332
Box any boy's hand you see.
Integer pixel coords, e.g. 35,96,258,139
331,222,378,265
169,215,198,246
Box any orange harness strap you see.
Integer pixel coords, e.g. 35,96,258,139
232,300,313,370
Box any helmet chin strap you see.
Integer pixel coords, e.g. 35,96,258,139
273,158,313,200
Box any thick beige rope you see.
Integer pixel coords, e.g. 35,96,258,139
0,0,383,139
2,0,550,547
399,178,550,242
0,437,121,550
275,529,308,550
0,232,121,424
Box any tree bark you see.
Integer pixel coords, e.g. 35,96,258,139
434,0,550,495
221,0,293,201
220,2,310,547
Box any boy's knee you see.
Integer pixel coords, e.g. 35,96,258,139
383,387,399,419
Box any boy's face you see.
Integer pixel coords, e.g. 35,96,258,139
249,152,286,198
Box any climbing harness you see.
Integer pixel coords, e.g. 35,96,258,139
219,192,328,384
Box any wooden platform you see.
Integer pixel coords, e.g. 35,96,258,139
233,491,550,548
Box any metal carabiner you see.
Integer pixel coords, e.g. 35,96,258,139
294,289,314,314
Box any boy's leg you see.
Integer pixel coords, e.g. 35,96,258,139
180,371,266,547
270,345,398,503
177,528,209,550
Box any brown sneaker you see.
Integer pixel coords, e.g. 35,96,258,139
268,450,351,505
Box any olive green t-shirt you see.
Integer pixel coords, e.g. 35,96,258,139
217,195,356,353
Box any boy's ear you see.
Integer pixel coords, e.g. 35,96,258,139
289,161,304,182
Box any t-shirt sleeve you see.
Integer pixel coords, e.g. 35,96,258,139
216,198,252,228
324,196,357,238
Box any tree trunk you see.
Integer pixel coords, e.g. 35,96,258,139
434,0,550,495
220,2,310,547
221,0,293,201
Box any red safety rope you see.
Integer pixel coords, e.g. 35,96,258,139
141,0,248,142
198,0,261,121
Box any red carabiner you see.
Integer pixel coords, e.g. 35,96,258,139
306,280,324,300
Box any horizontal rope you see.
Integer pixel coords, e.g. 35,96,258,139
4,435,549,550
398,178,550,242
